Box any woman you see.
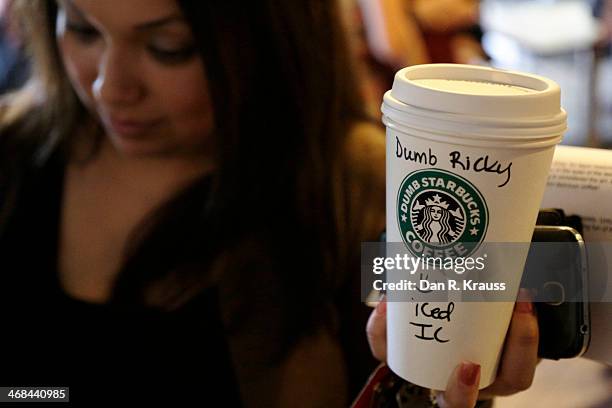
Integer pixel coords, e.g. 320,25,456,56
0,0,386,405
0,1,536,407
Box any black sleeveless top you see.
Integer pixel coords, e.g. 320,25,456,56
0,151,242,406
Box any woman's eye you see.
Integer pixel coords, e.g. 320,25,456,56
66,22,100,43
148,45,197,65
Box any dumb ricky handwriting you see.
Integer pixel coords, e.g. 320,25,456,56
395,137,438,166
449,151,512,188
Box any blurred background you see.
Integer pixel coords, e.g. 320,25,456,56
0,0,28,95
344,0,612,147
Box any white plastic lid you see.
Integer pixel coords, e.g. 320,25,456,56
412,79,535,96
387,64,563,118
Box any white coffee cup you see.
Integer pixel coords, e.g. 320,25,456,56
382,64,567,390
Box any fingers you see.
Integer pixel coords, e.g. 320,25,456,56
366,295,387,362
479,290,539,399
437,361,481,408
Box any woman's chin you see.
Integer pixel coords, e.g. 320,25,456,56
108,133,170,158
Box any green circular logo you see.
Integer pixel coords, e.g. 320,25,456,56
396,168,488,258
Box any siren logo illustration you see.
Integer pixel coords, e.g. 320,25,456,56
397,169,488,257
412,192,464,244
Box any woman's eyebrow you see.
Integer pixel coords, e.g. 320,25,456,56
61,0,185,30
134,15,185,31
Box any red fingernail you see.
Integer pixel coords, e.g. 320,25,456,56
376,296,387,315
460,362,480,387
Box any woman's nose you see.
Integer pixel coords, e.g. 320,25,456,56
92,47,144,107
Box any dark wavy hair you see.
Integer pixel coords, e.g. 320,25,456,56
1,0,369,364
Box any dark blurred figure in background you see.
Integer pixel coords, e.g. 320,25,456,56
594,0,612,51
356,0,488,116
358,0,487,67
0,0,28,94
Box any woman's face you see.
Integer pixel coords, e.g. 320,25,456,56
429,206,442,221
55,0,214,158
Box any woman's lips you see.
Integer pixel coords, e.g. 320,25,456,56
106,116,162,137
